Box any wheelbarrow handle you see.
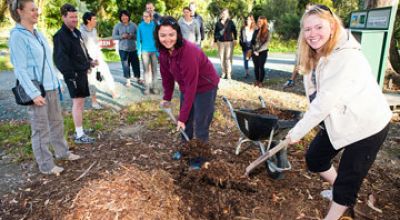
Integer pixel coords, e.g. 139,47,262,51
244,139,290,176
160,105,190,142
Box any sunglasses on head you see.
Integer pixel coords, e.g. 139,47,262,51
159,17,177,25
315,4,333,15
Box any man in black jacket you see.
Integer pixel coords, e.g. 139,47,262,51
54,3,96,144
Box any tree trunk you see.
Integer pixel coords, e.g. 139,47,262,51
389,25,400,74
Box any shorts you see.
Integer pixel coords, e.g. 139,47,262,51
305,124,389,206
64,72,90,98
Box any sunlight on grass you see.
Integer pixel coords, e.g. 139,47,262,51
0,121,33,161
102,49,120,62
0,56,12,71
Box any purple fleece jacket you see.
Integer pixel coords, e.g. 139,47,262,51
160,40,220,123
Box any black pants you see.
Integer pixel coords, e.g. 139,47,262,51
252,50,268,82
119,50,140,79
180,87,218,142
306,124,389,206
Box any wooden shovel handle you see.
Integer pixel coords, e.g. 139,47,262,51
244,139,290,176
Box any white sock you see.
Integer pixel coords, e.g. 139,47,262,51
75,127,84,138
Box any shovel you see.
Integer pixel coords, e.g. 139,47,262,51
160,104,190,141
244,139,290,176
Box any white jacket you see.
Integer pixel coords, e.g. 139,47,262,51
288,29,392,150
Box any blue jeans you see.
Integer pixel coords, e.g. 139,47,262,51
119,50,140,79
180,87,218,142
242,49,251,70
141,52,158,90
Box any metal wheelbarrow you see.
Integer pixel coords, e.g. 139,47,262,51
222,96,302,179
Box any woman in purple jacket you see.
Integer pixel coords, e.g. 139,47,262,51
155,16,220,143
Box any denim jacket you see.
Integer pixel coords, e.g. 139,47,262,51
9,24,60,99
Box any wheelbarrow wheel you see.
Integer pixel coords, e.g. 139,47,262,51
265,142,284,179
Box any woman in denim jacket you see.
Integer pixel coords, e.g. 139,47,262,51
8,0,80,175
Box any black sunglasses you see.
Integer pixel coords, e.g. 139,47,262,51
315,4,333,15
159,17,177,26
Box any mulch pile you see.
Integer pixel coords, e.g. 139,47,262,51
253,107,298,120
64,166,183,220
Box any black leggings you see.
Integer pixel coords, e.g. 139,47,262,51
306,124,389,206
252,50,268,82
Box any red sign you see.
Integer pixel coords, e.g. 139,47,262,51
98,38,116,49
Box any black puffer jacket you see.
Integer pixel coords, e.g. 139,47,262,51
53,24,92,79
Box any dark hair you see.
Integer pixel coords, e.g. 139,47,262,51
182,7,191,12
154,16,184,50
82,12,96,25
119,10,130,22
60,3,77,17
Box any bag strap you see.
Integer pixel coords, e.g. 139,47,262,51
33,30,46,84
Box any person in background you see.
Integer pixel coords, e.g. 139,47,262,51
251,16,271,87
137,11,159,95
112,10,141,87
214,9,237,80
189,2,205,46
283,64,299,88
286,5,392,219
156,16,220,143
178,7,201,47
54,3,97,144
146,2,161,24
9,0,80,175
80,11,119,109
239,14,256,78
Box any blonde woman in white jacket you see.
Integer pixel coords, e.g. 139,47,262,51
286,5,392,220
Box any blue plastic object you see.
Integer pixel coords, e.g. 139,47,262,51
172,151,181,160
189,157,206,170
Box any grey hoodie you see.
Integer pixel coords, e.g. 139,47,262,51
178,17,201,46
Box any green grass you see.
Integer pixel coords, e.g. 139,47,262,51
0,109,122,162
101,49,120,62
0,56,12,71
0,121,33,162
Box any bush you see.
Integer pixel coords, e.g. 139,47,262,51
275,13,301,40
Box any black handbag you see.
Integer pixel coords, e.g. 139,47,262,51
11,31,47,106
12,80,46,105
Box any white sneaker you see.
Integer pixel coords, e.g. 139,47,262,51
92,102,102,110
320,189,333,201
41,165,64,175
56,152,81,161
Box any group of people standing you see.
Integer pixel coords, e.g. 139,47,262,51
214,9,272,87
8,1,393,220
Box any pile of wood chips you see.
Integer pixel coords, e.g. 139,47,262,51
64,165,183,220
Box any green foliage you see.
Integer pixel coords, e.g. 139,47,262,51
101,49,120,62
40,0,78,35
207,0,247,19
274,13,301,40
332,0,359,28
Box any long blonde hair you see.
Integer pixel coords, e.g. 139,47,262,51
298,5,343,74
